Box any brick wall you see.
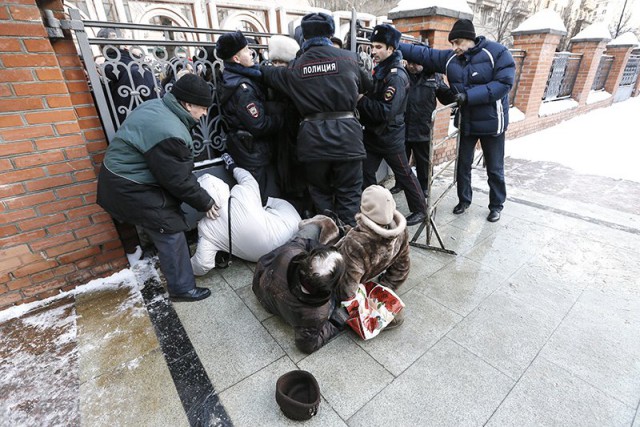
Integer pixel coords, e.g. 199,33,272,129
0,0,126,309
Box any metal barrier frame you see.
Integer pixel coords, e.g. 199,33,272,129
592,54,614,91
542,52,583,102
409,103,459,255
509,49,526,107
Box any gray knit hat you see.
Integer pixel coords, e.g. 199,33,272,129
360,185,396,225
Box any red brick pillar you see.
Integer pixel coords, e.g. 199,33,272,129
390,8,471,163
603,44,636,95
511,30,565,117
569,38,609,105
0,0,126,308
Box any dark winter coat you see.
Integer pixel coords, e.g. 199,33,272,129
103,48,160,127
97,94,214,233
405,72,454,142
300,212,410,302
252,237,342,354
357,51,409,154
219,63,284,169
398,36,515,136
261,42,367,162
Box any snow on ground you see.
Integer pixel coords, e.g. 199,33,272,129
506,95,640,182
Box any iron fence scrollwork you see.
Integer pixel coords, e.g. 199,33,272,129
592,54,614,91
543,52,583,102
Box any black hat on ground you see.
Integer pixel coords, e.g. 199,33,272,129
275,370,320,421
216,30,248,60
301,13,335,39
370,24,402,49
171,73,212,107
448,19,476,42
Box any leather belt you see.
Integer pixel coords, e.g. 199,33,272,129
304,111,355,121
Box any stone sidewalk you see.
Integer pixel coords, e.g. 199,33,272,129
1,157,639,426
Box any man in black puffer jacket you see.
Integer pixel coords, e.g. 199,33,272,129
398,19,515,222
260,13,369,227
97,74,217,302
217,31,284,204
357,24,427,226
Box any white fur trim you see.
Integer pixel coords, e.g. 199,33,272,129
356,210,406,238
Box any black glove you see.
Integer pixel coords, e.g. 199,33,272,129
454,92,467,106
221,153,236,171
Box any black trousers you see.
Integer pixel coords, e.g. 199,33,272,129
143,228,196,295
363,150,426,215
305,160,363,227
405,139,430,193
457,133,506,212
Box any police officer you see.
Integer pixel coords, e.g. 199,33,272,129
357,24,427,226
260,13,368,227
217,31,284,204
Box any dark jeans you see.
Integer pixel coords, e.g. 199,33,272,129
405,139,430,193
305,160,363,227
363,150,426,215
457,133,506,212
143,228,196,295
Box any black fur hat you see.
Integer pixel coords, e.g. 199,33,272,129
448,19,476,42
370,24,402,49
275,370,320,420
216,30,248,60
301,13,335,39
171,73,212,107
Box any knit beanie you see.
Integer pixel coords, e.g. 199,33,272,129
171,73,213,107
370,24,402,49
301,13,335,39
268,35,300,63
448,19,476,42
216,30,248,60
360,185,396,225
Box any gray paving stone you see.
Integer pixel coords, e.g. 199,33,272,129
236,284,273,322
398,248,448,296
416,256,508,316
447,278,573,379
174,281,284,392
462,218,558,276
633,411,639,427
487,357,636,427
217,258,255,290
539,288,640,407
261,315,317,364
297,335,394,420
80,348,188,427
419,222,495,256
349,338,513,426
219,356,347,427
353,289,462,376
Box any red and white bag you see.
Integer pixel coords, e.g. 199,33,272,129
341,281,405,340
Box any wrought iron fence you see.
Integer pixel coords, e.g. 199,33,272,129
542,52,583,101
509,49,526,107
591,54,614,91
619,54,640,86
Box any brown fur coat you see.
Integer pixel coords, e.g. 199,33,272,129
300,211,410,301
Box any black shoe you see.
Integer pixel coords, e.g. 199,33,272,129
389,185,402,194
423,190,429,198
487,210,501,222
453,203,470,215
169,287,211,302
405,211,426,226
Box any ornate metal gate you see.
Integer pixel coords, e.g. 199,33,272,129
613,53,640,103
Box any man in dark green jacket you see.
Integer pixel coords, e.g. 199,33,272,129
97,74,217,302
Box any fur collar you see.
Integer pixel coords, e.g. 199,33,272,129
356,210,406,238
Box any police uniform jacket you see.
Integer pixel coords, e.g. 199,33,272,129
357,51,409,154
219,63,284,169
398,36,515,136
97,93,214,234
405,72,454,142
261,42,367,163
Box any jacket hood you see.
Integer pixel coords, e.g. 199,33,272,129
197,173,230,214
355,210,406,239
